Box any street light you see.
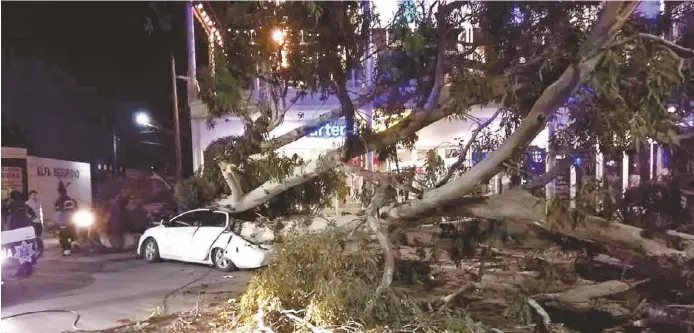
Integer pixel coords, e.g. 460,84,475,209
135,112,152,127
135,112,174,135
134,110,181,192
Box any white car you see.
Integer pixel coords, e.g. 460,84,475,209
137,209,272,271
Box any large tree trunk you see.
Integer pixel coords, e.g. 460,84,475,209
441,189,691,259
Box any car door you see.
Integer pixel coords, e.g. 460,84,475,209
188,211,228,261
161,210,203,259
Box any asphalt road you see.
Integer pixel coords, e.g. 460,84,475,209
1,240,253,333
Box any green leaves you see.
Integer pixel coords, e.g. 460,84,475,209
575,33,687,153
199,66,243,122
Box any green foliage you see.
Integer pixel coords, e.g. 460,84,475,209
620,177,692,230
202,1,373,106
420,149,447,189
232,231,498,333
236,232,423,332
242,152,348,218
508,294,534,326
546,179,618,231
198,63,244,122
179,137,347,218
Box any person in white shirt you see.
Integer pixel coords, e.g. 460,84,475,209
26,190,43,238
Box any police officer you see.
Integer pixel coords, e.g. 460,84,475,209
55,186,78,256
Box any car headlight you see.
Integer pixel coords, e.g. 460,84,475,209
73,210,95,228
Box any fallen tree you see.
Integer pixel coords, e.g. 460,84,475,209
173,1,694,332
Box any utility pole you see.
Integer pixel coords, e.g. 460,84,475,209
364,0,374,172
186,1,197,103
171,54,183,186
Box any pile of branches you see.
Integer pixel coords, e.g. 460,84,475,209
392,190,694,333
214,231,501,333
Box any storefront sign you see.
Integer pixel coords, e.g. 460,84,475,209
307,120,356,138
36,166,80,179
1,167,23,194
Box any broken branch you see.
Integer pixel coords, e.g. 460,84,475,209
366,183,395,313
435,108,503,188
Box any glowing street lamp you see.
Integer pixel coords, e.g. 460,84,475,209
135,112,152,127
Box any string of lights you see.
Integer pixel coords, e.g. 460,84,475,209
192,2,226,71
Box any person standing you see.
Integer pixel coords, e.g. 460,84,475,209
55,183,78,256
7,190,35,230
26,190,43,238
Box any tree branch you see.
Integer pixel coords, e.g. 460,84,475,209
522,154,576,191
637,33,694,58
439,189,691,259
435,108,502,188
387,1,640,220
341,163,421,195
150,172,173,190
258,86,381,153
365,183,394,313
219,161,244,204
215,3,536,214
538,280,640,312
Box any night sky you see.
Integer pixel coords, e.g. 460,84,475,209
3,1,197,172
3,1,183,115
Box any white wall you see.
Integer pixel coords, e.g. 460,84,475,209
26,156,92,224
193,106,549,171
1,147,28,159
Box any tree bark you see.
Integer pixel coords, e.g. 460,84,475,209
435,108,503,188
440,189,690,259
341,163,421,195
365,184,394,313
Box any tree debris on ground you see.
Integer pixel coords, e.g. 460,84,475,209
123,1,694,333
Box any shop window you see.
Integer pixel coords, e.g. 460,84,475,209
525,148,546,177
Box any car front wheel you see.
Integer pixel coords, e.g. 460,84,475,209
143,238,161,263
212,248,236,272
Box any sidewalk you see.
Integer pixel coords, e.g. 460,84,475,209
41,235,140,264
